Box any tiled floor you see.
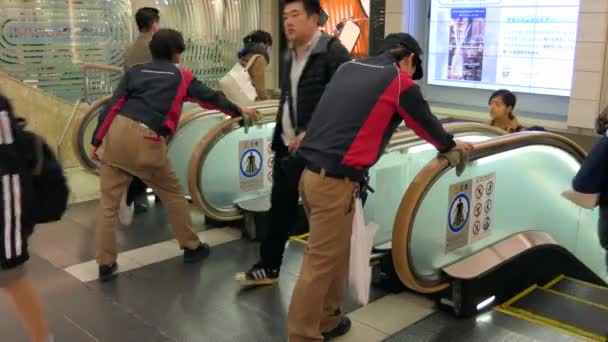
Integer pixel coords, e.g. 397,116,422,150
1,198,440,341
383,310,583,342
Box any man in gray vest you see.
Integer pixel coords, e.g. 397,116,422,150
118,7,161,225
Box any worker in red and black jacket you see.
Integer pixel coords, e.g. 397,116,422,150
287,33,474,341
90,28,259,282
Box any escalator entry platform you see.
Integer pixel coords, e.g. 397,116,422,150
496,275,608,341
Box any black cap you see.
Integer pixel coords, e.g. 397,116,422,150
382,33,423,55
381,33,424,80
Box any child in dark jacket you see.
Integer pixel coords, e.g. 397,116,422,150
562,106,608,268
0,94,55,342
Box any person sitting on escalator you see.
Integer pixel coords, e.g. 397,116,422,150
562,106,608,269
488,89,523,133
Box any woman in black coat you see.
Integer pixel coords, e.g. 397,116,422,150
0,93,52,342
563,106,608,268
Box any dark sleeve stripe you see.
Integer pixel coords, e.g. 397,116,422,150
180,66,240,118
396,75,454,152
93,97,127,146
396,106,443,149
183,97,239,117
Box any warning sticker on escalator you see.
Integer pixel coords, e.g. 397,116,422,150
446,179,472,253
469,173,496,242
446,172,496,252
263,137,274,187
238,138,264,192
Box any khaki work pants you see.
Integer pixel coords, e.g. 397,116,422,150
288,169,357,341
95,115,200,265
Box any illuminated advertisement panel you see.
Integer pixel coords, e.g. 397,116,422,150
428,0,580,96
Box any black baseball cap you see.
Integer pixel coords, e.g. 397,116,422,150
380,33,424,80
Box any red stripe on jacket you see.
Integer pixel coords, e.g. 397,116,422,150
341,72,446,168
163,68,194,135
341,76,402,169
94,97,127,142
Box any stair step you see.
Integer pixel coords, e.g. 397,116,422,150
547,276,608,308
505,286,608,340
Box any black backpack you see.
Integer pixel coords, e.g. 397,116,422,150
29,132,70,224
1,117,69,227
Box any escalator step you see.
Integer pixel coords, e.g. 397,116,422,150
548,277,608,308
508,288,608,339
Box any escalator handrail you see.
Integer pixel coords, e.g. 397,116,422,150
72,95,112,173
187,108,282,221
187,121,505,221
81,63,123,104
81,63,123,73
176,100,280,131
71,96,279,172
387,123,505,150
391,131,587,294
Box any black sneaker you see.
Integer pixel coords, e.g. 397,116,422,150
323,317,352,341
183,243,210,263
99,263,118,282
235,264,280,286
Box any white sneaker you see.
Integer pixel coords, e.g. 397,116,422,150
118,191,134,226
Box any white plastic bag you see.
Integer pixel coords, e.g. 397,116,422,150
218,55,261,107
348,197,378,306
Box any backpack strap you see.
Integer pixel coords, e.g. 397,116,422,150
32,137,44,176
244,54,262,71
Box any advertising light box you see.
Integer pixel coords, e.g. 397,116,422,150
427,0,580,96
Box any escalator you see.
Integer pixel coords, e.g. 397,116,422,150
69,93,507,243
496,275,608,340
382,131,608,341
184,119,503,222
386,274,608,341
72,95,505,223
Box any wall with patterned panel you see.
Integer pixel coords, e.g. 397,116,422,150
131,0,260,89
0,0,132,102
0,0,261,102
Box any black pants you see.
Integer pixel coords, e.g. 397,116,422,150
126,177,148,206
259,152,303,269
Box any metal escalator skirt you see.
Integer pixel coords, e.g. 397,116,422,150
443,231,558,280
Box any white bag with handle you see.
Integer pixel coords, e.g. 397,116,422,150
349,197,378,306
218,54,261,107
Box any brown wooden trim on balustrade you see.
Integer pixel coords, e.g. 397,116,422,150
391,131,587,294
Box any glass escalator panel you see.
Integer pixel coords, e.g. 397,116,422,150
408,143,604,281
365,134,498,246
191,123,501,220
167,113,228,195
199,122,276,210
